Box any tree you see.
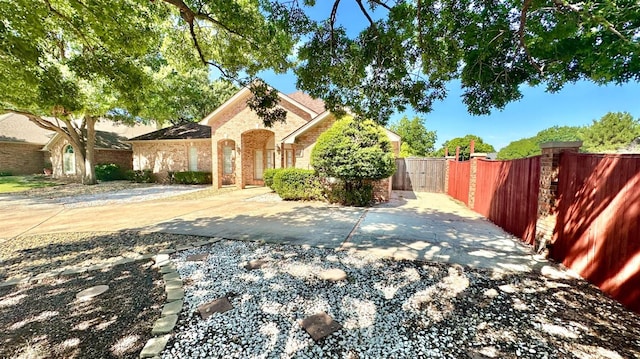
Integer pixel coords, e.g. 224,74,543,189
292,1,640,123
142,69,237,125
311,116,395,204
0,0,276,184
436,135,495,160
389,116,437,157
497,125,583,159
582,112,640,152
497,138,539,160
0,0,172,184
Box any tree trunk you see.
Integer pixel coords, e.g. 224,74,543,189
83,116,97,185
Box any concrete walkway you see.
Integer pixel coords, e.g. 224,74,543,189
1,187,548,272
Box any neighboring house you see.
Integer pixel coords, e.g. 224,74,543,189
200,87,401,199
0,113,156,179
0,113,53,175
128,122,212,183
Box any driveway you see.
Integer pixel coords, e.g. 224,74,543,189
2,185,549,273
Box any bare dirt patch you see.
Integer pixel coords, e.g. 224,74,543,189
0,261,164,359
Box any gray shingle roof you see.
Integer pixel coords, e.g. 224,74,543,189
129,122,211,141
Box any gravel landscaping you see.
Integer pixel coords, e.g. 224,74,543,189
0,260,164,359
167,240,640,359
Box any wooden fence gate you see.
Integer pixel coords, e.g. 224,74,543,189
392,158,446,192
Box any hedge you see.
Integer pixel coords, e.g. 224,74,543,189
173,171,212,185
272,168,323,201
125,169,155,183
95,163,126,181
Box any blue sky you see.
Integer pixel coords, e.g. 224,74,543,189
258,2,640,151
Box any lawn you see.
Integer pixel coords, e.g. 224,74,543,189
0,175,61,193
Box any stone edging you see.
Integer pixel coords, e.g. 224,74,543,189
139,237,222,359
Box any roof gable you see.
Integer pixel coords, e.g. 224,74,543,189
286,91,326,115
201,85,320,127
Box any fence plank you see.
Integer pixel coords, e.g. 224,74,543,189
392,158,445,192
473,157,540,245
447,160,470,205
552,152,640,313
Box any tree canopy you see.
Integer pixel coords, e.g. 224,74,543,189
497,113,640,159
388,116,437,157
582,112,640,152
435,135,496,160
497,125,583,159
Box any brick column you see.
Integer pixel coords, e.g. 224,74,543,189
468,153,486,209
444,156,455,193
535,141,582,252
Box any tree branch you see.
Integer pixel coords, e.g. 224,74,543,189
330,0,341,54
551,0,628,42
355,0,377,29
518,0,544,74
369,0,392,11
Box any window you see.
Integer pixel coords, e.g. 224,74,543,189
63,145,76,175
189,146,198,171
223,146,233,174
285,149,294,168
266,149,275,169
295,149,304,158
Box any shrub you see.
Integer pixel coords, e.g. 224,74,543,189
272,168,323,200
324,180,374,207
311,116,395,206
125,169,155,183
173,171,212,185
95,163,126,181
263,168,284,190
0,171,12,176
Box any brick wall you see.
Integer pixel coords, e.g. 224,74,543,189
372,177,392,202
132,140,211,183
295,115,337,170
95,149,133,171
0,142,45,175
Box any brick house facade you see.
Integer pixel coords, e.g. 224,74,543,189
128,123,212,183
0,113,155,179
201,87,401,200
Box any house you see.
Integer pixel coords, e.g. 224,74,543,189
200,87,401,197
0,113,53,175
0,113,155,179
128,122,212,183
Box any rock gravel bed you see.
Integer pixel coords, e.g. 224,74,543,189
166,240,640,359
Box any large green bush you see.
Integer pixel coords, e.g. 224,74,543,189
311,116,395,205
272,168,323,201
263,168,283,190
95,163,126,181
125,169,155,183
173,171,212,184
325,180,374,207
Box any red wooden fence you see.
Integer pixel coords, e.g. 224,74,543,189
473,157,540,245
552,152,640,313
447,160,470,205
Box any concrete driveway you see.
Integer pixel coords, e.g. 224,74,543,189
1,186,548,272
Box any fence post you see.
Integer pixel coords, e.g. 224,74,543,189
535,141,582,253
468,153,488,210
444,156,455,194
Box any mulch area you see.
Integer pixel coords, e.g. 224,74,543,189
0,260,164,359
0,231,213,281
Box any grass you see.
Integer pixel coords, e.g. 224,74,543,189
0,175,61,193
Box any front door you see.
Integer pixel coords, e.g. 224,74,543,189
255,149,264,180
